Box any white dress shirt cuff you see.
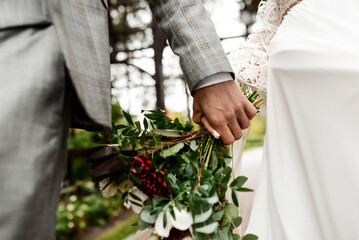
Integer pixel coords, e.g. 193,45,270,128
193,72,234,91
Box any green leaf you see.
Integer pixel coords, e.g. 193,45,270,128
222,203,239,226
143,118,149,130
231,190,239,207
232,217,242,228
198,186,209,197
135,121,141,130
129,137,137,149
161,142,185,158
169,205,175,220
163,210,167,228
129,200,143,208
201,169,212,180
230,176,248,189
114,124,128,130
219,185,228,202
223,157,232,165
139,133,146,145
219,226,232,240
204,194,218,204
222,169,232,185
152,129,182,137
194,232,220,240
150,209,163,216
222,166,232,176
242,234,259,240
144,113,162,120
129,192,142,202
184,121,192,130
210,151,218,170
213,167,224,180
137,215,152,230
233,234,241,240
174,118,183,129
121,128,129,136
185,164,194,177
123,111,134,126
211,210,224,221
130,175,142,186
166,173,176,186
237,187,254,192
190,140,198,151
174,199,181,212
150,121,155,130
194,208,212,223
140,208,157,224
195,222,218,234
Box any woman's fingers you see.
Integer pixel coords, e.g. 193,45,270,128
201,116,218,138
192,81,258,145
245,102,258,120
200,107,251,144
202,116,235,145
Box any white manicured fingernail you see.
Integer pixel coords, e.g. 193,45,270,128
212,130,220,139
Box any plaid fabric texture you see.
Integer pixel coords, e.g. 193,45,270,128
49,0,112,131
149,0,234,92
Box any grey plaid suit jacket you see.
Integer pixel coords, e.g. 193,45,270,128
0,0,233,131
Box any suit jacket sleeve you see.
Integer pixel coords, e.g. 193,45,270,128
148,0,234,92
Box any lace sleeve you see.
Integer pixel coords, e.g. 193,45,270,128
228,0,281,116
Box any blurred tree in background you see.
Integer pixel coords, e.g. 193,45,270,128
108,0,169,111
239,0,261,36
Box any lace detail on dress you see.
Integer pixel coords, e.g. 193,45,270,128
280,0,304,23
229,0,302,116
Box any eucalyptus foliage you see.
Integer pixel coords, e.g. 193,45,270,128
91,109,258,240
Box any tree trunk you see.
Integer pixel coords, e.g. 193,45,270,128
152,17,167,110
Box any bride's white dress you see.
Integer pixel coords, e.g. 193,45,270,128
244,0,359,239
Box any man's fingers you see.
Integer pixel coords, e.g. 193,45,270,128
204,116,235,145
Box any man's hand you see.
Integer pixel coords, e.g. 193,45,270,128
193,81,257,145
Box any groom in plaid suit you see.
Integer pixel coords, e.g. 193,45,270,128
0,0,256,239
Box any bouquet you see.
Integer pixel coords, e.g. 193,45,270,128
90,85,263,240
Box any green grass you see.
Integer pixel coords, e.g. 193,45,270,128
245,116,266,150
96,215,138,240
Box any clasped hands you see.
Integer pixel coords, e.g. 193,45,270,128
193,81,257,145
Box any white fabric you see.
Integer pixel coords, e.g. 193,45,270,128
193,72,233,90
237,148,263,235
244,0,359,239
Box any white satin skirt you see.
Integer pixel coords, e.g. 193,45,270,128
246,0,359,239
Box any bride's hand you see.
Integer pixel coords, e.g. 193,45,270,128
192,81,257,145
